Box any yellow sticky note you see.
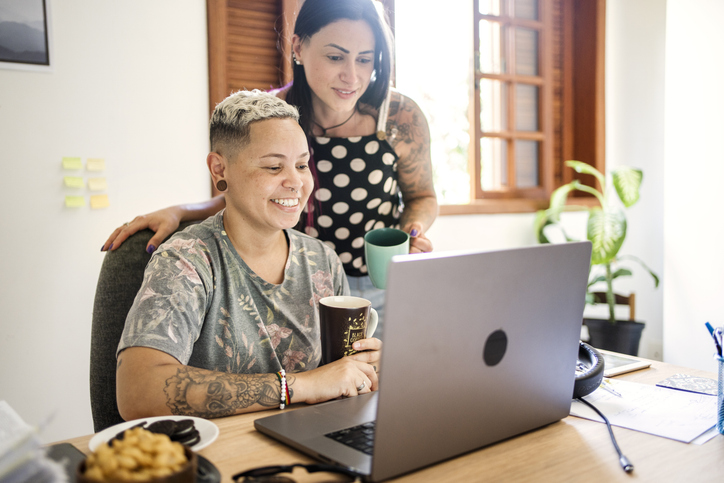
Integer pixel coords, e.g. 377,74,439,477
88,177,107,191
90,194,110,209
87,158,106,171
65,195,85,208
63,176,85,188
62,157,83,170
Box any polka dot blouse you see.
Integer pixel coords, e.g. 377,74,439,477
303,134,402,277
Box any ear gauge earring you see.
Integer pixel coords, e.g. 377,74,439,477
292,52,302,66
216,179,227,192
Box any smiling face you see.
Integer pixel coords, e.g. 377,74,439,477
218,118,312,234
293,19,376,116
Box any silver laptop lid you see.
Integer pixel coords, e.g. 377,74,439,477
370,241,591,481
254,242,591,481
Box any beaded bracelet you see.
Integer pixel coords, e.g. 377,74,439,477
284,375,291,406
276,370,290,409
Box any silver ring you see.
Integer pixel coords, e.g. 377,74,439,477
123,222,130,226
356,382,366,392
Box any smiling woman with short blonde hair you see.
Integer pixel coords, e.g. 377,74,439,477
116,90,382,421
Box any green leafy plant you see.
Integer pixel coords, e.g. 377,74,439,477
534,160,659,323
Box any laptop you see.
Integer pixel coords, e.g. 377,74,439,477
255,241,592,481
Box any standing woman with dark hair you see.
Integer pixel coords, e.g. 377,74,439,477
102,0,437,325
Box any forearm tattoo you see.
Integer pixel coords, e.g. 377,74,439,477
387,96,437,230
164,367,281,418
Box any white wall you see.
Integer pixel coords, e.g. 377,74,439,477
0,1,210,443
663,0,724,371
603,0,666,360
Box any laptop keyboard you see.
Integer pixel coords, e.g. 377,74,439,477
325,422,376,455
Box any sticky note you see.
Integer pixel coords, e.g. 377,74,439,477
90,194,110,209
62,157,83,170
65,195,85,208
87,158,106,171
63,176,85,188
88,177,107,191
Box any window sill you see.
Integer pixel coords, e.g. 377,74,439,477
439,196,599,216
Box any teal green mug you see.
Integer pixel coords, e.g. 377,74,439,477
364,228,410,289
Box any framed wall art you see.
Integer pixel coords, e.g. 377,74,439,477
0,0,52,71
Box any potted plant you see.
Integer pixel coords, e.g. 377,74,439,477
534,160,659,355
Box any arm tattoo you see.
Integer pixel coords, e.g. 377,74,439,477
386,93,438,230
164,367,280,418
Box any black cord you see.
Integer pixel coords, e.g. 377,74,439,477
577,396,634,473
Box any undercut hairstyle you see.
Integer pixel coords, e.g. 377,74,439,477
286,0,394,136
210,89,300,159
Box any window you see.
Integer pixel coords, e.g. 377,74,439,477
476,0,550,199
395,0,605,214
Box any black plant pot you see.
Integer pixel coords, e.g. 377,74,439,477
583,318,645,356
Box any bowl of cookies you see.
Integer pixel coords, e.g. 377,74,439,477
77,427,197,482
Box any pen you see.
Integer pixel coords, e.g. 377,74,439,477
704,322,722,357
705,322,722,357
600,378,622,397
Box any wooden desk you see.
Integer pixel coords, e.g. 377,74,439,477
61,361,723,482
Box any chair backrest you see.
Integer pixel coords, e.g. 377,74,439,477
90,222,197,432
590,292,636,320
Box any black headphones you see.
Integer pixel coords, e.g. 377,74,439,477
573,342,605,399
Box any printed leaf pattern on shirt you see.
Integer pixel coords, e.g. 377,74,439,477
118,214,345,379
216,308,259,373
310,270,335,308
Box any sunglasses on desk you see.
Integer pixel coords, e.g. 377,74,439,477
232,463,362,482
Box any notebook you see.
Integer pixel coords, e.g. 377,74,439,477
255,241,592,482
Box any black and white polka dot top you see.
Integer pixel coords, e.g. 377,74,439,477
303,103,402,277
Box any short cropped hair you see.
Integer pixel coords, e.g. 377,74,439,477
210,89,300,158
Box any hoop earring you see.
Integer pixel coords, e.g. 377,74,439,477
216,179,227,192
292,52,302,66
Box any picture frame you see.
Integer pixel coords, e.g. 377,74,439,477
0,0,53,72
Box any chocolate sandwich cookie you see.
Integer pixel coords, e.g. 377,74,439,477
174,429,201,447
145,418,200,447
169,419,195,439
145,419,178,437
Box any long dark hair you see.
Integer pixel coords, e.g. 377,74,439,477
286,0,394,137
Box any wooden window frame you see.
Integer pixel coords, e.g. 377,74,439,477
440,0,605,215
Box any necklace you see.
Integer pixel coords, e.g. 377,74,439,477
312,108,356,136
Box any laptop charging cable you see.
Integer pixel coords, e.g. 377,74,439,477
576,397,634,473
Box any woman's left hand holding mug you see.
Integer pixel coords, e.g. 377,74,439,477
406,222,433,254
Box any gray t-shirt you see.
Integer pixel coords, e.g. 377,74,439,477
118,211,349,374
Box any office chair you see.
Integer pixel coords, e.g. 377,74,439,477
89,222,197,432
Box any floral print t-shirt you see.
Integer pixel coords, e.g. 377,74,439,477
117,211,349,374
